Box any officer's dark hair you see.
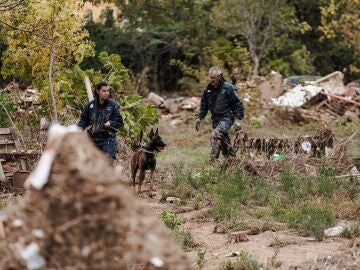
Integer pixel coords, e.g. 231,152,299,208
94,81,109,99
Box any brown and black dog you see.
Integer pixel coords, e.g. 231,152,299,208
131,128,166,193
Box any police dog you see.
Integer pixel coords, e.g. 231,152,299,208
131,128,166,194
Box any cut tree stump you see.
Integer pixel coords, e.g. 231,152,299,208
227,231,249,244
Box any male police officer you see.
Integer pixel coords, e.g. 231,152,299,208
195,67,244,161
78,81,124,160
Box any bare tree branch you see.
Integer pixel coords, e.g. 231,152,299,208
0,0,25,11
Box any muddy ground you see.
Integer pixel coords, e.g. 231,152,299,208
133,113,360,269
1,110,359,270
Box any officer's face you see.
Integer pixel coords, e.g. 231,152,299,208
208,72,220,87
97,86,110,101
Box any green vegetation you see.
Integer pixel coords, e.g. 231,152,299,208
160,210,198,250
174,229,199,251
162,161,358,240
277,205,335,240
161,210,182,230
221,251,261,270
1,0,359,142
0,92,17,127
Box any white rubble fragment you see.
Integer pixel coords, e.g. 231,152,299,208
32,229,45,239
324,226,345,237
350,166,359,176
225,251,240,257
150,257,164,267
25,124,81,190
17,242,46,270
81,246,92,257
166,197,181,204
12,219,24,227
272,85,323,108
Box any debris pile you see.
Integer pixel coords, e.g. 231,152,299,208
0,126,192,269
234,128,334,158
271,71,360,121
231,127,355,178
0,128,39,193
147,92,200,115
2,81,41,114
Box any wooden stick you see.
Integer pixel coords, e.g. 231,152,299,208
0,101,25,147
320,91,360,107
84,75,94,102
0,221,5,239
335,174,360,179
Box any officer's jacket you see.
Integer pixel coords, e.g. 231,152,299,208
78,98,123,138
198,79,244,120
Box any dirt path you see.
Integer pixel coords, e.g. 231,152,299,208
140,190,350,269
134,120,356,269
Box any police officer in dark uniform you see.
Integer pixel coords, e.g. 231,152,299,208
78,81,124,160
195,67,244,161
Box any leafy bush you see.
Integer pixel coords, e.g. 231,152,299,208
56,52,159,143
174,229,198,251
281,205,335,240
161,210,182,230
317,165,337,198
0,92,16,127
221,251,261,270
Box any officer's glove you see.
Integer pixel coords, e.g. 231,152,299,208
234,119,242,131
195,118,201,132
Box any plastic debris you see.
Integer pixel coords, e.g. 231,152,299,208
150,257,164,268
16,242,46,270
301,141,312,154
272,154,286,161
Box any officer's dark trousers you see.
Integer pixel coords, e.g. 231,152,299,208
211,116,234,160
92,136,118,160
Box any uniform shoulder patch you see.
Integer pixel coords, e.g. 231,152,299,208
90,104,94,109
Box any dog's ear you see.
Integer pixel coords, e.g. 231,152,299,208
149,128,154,138
155,128,159,135
139,130,143,143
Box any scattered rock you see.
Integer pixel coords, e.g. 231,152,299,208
166,197,181,204
324,226,345,237
213,224,227,234
227,231,249,244
147,92,165,106
350,166,359,176
225,251,240,257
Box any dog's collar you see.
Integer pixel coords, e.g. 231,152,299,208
141,148,156,154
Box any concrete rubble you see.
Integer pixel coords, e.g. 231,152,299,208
271,71,360,120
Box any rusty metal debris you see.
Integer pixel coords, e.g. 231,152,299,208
0,128,39,193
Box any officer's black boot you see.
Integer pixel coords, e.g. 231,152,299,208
228,145,237,157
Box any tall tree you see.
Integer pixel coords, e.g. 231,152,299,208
319,0,360,75
84,0,216,93
1,0,93,120
212,0,298,76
